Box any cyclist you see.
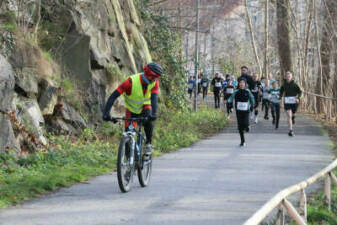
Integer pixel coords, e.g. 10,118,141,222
268,80,281,129
225,78,255,147
223,79,235,114
280,71,302,137
211,72,223,108
250,73,262,124
103,62,163,157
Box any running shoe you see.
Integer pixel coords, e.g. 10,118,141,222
288,130,294,137
239,142,246,147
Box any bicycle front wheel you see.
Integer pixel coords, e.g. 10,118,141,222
138,152,152,187
117,136,135,193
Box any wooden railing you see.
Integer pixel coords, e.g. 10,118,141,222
243,159,337,225
302,91,337,121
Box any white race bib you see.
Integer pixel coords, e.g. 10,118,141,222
285,96,296,104
270,91,280,103
263,92,270,99
237,102,249,111
202,82,208,87
226,88,234,94
188,83,194,89
215,82,222,87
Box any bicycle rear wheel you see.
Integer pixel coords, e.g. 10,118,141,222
117,136,135,193
138,150,152,187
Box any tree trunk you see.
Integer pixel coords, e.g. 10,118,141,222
244,0,262,76
315,0,336,114
276,0,293,77
264,0,269,78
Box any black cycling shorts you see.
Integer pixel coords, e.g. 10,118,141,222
284,103,298,113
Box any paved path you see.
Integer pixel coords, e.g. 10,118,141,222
0,110,335,225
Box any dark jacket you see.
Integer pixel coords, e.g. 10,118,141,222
280,80,302,98
238,74,254,90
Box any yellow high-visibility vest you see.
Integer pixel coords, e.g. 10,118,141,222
123,73,155,114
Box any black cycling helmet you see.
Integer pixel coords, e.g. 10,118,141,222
144,62,163,77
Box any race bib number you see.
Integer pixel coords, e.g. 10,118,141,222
215,82,222,87
226,88,234,94
237,102,249,111
263,92,270,99
188,83,194,89
270,91,280,102
202,82,208,87
285,96,296,104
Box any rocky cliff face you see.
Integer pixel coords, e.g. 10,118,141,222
0,0,151,153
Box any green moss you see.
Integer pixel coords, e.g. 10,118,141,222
42,50,53,63
61,79,73,91
106,64,124,84
38,19,69,52
0,11,17,32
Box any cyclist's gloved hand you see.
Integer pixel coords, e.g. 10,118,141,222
103,113,111,121
149,114,157,121
103,114,118,123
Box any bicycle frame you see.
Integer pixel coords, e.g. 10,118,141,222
122,121,147,169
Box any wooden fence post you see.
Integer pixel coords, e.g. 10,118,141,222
275,204,285,225
325,175,331,210
330,172,337,186
299,189,307,222
283,199,307,225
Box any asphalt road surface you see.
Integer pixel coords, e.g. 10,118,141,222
0,111,334,225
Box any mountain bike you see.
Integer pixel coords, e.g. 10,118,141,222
110,117,152,193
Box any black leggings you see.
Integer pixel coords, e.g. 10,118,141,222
262,99,269,117
236,111,250,143
271,103,280,128
214,91,220,108
202,87,208,99
226,102,233,114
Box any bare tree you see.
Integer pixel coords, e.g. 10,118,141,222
276,0,293,76
244,0,262,75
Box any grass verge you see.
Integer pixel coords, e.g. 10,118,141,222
0,105,227,208
304,114,337,225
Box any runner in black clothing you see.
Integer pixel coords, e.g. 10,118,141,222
223,79,235,114
225,78,255,147
211,73,223,108
280,72,302,137
238,66,254,90
250,73,262,124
